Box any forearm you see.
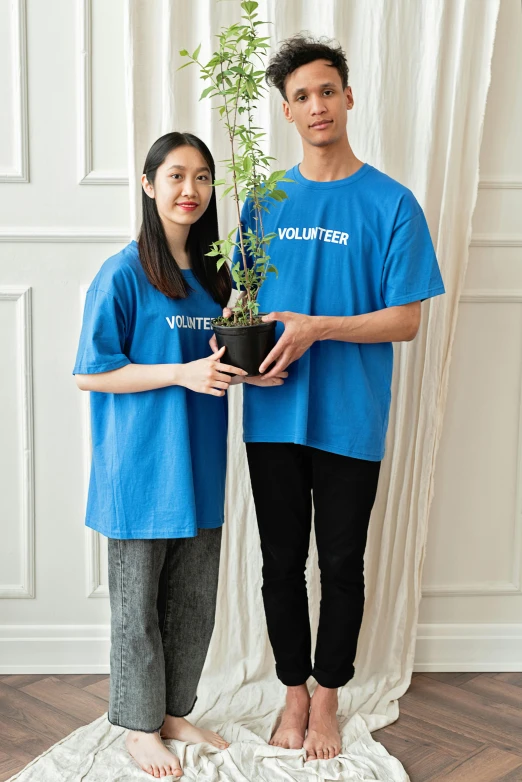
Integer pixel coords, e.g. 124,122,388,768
75,362,183,393
313,303,420,344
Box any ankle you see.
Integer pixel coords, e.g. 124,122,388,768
285,684,310,705
312,684,338,705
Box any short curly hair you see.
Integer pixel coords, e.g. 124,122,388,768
265,34,349,101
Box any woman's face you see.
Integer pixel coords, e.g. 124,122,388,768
142,145,213,228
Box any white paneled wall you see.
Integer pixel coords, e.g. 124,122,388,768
0,0,520,672
417,0,522,670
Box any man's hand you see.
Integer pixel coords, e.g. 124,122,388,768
208,318,288,387
258,311,317,378
244,370,289,387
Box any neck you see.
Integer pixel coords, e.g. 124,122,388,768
162,220,191,269
299,133,364,182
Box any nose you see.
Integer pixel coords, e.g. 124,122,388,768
310,96,327,116
180,178,198,198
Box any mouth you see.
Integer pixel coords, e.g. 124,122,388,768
310,120,333,130
176,202,199,211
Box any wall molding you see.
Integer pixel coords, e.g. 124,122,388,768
0,0,29,182
78,0,128,185
470,234,522,247
0,625,110,673
1,622,520,673
423,289,522,598
478,178,522,190
414,624,522,672
0,228,129,243
0,287,35,599
79,285,109,599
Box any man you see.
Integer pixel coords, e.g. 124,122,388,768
218,35,444,761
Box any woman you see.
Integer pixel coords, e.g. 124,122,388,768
74,132,286,779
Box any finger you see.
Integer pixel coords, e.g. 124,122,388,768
210,345,226,360
261,353,291,379
210,380,231,391
261,311,285,324
259,341,286,374
209,334,219,353
215,362,248,376
213,372,234,384
209,388,226,397
223,307,232,318
250,377,284,386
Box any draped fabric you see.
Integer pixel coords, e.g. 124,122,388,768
120,0,501,778
9,2,500,780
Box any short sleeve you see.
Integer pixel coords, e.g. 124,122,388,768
381,197,445,308
73,288,131,375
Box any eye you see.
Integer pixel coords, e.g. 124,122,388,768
297,95,306,102
197,175,209,181
324,90,334,96
171,173,182,179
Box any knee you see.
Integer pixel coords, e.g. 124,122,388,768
319,548,365,585
261,546,308,585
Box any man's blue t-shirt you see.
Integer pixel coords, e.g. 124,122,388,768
237,163,445,461
73,240,227,539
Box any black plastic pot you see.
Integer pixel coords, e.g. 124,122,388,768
212,317,276,377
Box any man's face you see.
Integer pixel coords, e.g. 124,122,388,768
282,59,353,148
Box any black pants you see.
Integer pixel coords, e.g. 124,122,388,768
246,442,380,689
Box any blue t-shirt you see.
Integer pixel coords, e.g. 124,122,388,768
73,240,227,539
237,163,445,461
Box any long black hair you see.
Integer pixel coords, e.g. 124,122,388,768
138,132,231,307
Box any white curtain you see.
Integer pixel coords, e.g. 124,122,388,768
122,0,501,779
8,2,500,781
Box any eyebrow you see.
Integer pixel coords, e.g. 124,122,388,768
292,82,338,98
166,164,210,172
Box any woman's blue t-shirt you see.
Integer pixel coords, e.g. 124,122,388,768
237,163,445,461
73,240,227,540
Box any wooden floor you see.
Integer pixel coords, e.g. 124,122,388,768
0,673,521,781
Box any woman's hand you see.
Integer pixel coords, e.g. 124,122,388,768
177,346,247,396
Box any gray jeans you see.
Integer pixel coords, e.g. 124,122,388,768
107,528,222,732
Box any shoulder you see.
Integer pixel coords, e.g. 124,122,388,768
88,241,144,299
364,166,424,223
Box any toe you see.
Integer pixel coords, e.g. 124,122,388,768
306,753,317,762
316,748,324,759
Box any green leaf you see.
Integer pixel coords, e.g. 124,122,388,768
192,43,202,60
179,49,189,57
216,258,227,270
177,61,193,71
200,85,215,99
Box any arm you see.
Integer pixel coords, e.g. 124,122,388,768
75,346,247,397
258,301,421,378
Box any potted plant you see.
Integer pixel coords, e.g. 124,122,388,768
180,1,291,375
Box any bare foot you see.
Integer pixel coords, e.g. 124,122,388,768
125,730,183,778
269,684,310,749
160,715,229,750
303,685,341,761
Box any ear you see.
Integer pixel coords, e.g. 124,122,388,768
141,174,155,199
346,86,354,111
282,100,294,124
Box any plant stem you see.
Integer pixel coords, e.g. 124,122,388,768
219,55,251,322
